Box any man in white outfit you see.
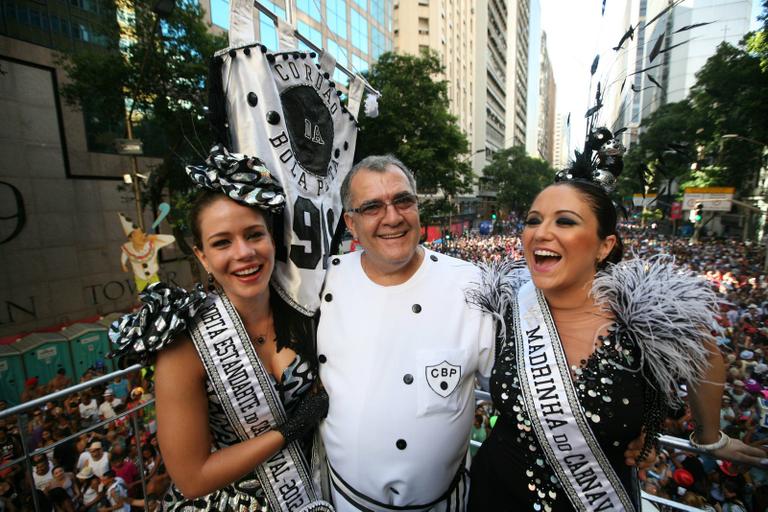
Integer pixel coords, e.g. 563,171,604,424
318,155,495,511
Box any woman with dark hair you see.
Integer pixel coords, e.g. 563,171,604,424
109,146,332,511
468,128,767,511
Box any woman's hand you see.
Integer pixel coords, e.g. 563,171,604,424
711,436,768,468
276,388,329,445
623,433,657,469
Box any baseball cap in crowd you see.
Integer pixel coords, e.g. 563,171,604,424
717,460,738,477
741,350,754,360
76,466,94,480
673,469,694,488
755,363,768,375
734,380,745,388
746,379,762,393
103,389,114,397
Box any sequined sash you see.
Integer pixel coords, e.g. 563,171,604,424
189,291,333,512
514,282,634,511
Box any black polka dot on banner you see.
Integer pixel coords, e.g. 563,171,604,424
323,72,330,79
310,52,316,58
266,111,280,124
343,141,349,150
396,439,407,450
243,47,250,56
324,293,333,302
332,258,340,265
319,354,327,363
228,49,236,58
247,92,258,107
300,52,307,58
403,374,413,385
430,255,438,262
329,81,335,88
334,149,340,158
267,54,275,63
336,90,342,97
260,46,267,54
412,304,422,314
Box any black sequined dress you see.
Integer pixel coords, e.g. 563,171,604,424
469,320,655,511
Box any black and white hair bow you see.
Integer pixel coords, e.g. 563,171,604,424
186,144,286,213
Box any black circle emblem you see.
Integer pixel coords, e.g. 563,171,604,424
281,85,333,177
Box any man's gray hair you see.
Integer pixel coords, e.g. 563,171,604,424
341,155,418,209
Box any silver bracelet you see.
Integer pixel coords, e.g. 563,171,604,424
689,430,730,452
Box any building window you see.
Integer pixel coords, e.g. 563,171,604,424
326,38,349,83
353,0,366,10
418,16,428,34
260,13,278,49
371,26,386,59
261,0,286,19
371,0,389,27
352,53,368,73
209,0,229,28
326,0,347,38
350,9,368,54
298,20,322,47
296,0,320,21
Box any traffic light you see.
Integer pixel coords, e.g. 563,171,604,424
491,210,497,220
694,202,703,223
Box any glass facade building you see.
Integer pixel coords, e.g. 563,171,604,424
206,0,393,85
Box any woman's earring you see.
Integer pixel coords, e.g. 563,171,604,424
207,272,215,291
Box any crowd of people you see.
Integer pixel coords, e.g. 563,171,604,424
0,368,167,511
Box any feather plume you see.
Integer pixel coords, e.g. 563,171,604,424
613,25,635,51
647,74,663,89
591,254,721,406
644,0,683,30
467,259,530,342
590,55,600,76
649,33,666,63
675,21,713,33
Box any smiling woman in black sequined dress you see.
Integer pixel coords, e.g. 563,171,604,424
467,130,767,512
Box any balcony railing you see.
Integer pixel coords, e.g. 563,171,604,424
0,369,750,511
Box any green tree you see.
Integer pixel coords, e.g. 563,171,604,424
688,40,768,195
482,146,553,214
355,50,474,198
59,0,227,257
619,100,699,198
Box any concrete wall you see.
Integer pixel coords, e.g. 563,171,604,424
0,36,193,339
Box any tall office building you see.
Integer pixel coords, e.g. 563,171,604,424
607,0,753,147
394,0,529,215
535,31,555,165
552,111,570,171
394,0,530,167
201,0,393,84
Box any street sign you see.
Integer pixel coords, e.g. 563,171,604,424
682,187,735,212
632,194,657,207
669,202,682,220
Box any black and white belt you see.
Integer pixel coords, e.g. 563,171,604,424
327,461,467,512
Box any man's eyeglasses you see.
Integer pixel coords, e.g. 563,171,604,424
348,193,418,217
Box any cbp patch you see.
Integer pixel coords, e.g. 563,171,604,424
425,361,461,398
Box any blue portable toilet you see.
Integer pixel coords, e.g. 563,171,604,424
0,344,25,405
61,323,114,380
15,332,74,388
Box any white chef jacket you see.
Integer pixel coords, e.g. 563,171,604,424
318,248,495,511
